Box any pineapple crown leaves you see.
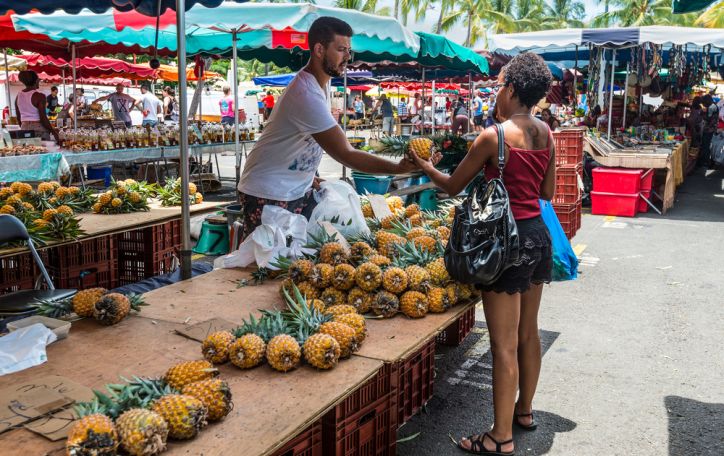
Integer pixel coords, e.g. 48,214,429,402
392,241,438,268
128,293,148,312
268,256,292,274
281,285,330,344
233,314,263,338
256,310,293,342
388,219,414,237
347,232,377,249
32,297,73,319
304,230,338,250
250,267,270,285
73,395,109,419
106,376,177,412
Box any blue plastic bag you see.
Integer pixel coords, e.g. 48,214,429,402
539,200,578,281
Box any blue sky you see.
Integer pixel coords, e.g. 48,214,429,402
317,0,608,47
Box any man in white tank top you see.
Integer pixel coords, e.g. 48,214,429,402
15,71,59,142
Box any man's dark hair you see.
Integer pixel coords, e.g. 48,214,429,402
308,17,353,49
502,53,552,108
50,86,58,92
701,95,713,106
18,70,39,87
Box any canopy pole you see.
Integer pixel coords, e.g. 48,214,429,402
176,0,192,281
61,68,67,104
421,66,425,135
3,49,11,118
573,45,578,111
431,79,436,132
622,62,630,129
607,49,616,139
232,30,240,181
72,44,77,134
342,67,347,179
468,72,473,123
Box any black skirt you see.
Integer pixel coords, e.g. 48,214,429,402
476,216,552,295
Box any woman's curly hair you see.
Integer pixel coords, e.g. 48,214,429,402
502,53,552,108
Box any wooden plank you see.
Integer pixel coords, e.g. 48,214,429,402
388,182,437,197
355,300,478,363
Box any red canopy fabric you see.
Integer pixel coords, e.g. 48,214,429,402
17,54,158,80
380,81,461,91
1,71,130,86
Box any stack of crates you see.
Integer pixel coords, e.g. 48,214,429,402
591,168,654,217
551,129,584,239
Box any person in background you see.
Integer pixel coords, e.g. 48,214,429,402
96,83,137,127
57,94,75,125
699,94,720,168
374,93,394,135
541,108,560,130
137,83,162,127
219,86,235,125
262,90,275,120
15,70,59,142
75,88,86,114
583,105,601,128
451,96,470,135
353,95,365,120
473,91,484,132
445,96,452,112
397,96,409,122
46,86,59,114
410,52,555,456
163,86,179,122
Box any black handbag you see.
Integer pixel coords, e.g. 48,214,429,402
444,123,519,285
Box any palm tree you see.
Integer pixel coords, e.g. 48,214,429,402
334,0,391,16
440,0,513,47
695,1,724,28
592,0,697,27
544,0,586,29
488,0,549,33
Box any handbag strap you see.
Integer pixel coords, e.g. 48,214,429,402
495,122,506,178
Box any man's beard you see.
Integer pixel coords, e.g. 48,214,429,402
322,55,345,77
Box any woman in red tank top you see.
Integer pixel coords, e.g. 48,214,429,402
411,53,555,455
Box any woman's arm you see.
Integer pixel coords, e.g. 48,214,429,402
410,127,496,196
15,98,21,124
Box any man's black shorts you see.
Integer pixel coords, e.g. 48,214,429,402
474,114,484,126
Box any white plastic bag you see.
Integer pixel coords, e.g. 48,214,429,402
308,180,370,239
711,132,724,167
220,205,312,269
0,323,57,376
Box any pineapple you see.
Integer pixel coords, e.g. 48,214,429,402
404,204,421,218
308,263,334,288
325,304,358,317
296,281,320,300
436,226,451,241
445,283,460,307
201,331,235,364
372,291,400,318
98,192,113,206
228,334,266,369
308,299,326,314
278,278,295,299
66,401,119,456
400,291,429,318
150,394,208,440
93,293,146,325
354,263,383,292
405,227,428,241
376,231,405,258
319,242,348,265
194,193,203,204
129,192,143,204
347,287,374,314
303,333,341,370
413,235,438,254
350,242,375,264
72,288,108,317
386,196,404,211
266,334,301,372
380,214,399,230
56,205,74,216
289,259,314,283
409,137,435,160
320,288,347,308
333,313,367,343
426,258,451,286
111,197,123,208
332,264,356,291
115,408,168,456
367,254,391,268
0,204,14,214
318,321,358,358
92,202,103,213
361,201,373,218
382,267,409,294
427,287,451,313
164,360,218,390
409,214,423,226
42,208,58,221
181,379,233,422
455,283,475,301
406,266,430,293
188,183,198,195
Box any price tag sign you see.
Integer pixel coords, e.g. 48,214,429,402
318,221,351,254
367,194,393,219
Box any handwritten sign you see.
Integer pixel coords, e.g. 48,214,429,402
175,318,238,343
318,221,351,254
367,194,394,220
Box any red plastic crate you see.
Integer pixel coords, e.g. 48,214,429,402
591,191,639,217
45,236,118,289
553,202,578,240
592,167,645,194
0,252,36,294
116,220,182,285
552,129,584,166
437,305,476,346
392,338,435,425
638,190,651,213
272,420,322,456
553,164,582,204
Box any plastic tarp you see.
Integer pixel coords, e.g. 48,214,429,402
112,262,213,296
0,0,230,16
253,70,374,87
156,64,222,82
0,153,67,182
0,71,130,86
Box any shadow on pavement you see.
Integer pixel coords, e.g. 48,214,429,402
665,395,724,456
397,323,575,455
639,168,724,223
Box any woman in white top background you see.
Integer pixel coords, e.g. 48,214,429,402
15,70,59,142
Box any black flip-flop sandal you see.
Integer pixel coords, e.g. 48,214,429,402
513,411,538,431
458,432,514,455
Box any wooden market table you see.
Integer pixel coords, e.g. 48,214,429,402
0,267,477,455
584,138,689,214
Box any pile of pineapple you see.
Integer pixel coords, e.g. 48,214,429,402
202,284,367,372
67,359,232,455
93,179,151,214
256,196,473,324
35,288,147,326
0,181,88,241
156,178,203,207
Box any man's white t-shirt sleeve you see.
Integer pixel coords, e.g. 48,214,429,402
289,86,338,135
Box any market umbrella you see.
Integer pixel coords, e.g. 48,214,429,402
671,0,718,14
253,70,375,87
18,54,158,80
0,0,229,16
156,63,222,82
1,71,130,86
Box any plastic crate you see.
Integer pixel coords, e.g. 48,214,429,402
0,252,36,294
436,305,476,346
553,164,582,204
553,202,578,240
552,129,584,166
392,338,435,425
576,199,582,231
45,236,118,289
271,420,322,456
116,220,182,285
323,394,396,456
591,191,639,217
592,167,645,194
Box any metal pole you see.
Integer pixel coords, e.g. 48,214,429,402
573,45,578,110
622,62,630,129
3,49,11,117
342,67,347,179
468,72,473,120
72,44,77,133
176,0,192,280
431,79,436,132
232,31,240,176
62,68,67,103
607,49,615,139
421,67,425,134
